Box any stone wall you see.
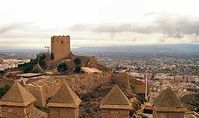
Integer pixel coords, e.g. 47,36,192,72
1,104,35,118
27,73,134,108
100,109,130,118
65,73,112,95
153,111,184,118
27,85,46,107
26,79,61,107
26,73,112,108
49,107,79,118
112,73,132,94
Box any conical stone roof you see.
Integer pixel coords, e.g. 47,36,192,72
0,82,36,106
100,85,132,110
154,88,187,112
47,82,81,108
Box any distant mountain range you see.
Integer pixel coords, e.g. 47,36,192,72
72,44,199,58
0,44,199,59
0,49,45,59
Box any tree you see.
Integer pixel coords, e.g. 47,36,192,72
38,54,47,69
32,64,44,73
74,58,82,73
57,63,68,73
0,70,5,76
18,53,47,73
19,63,34,73
74,65,81,73
0,84,11,98
74,58,81,65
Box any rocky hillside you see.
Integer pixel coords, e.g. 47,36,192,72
46,53,110,72
181,94,199,112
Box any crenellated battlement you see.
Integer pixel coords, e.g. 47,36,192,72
51,35,71,60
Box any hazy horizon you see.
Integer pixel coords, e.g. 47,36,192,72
0,43,198,50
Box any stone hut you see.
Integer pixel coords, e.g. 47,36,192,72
0,82,47,118
100,85,132,118
47,82,81,118
153,88,187,118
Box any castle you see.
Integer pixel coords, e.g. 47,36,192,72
0,81,132,118
51,35,71,60
0,35,198,118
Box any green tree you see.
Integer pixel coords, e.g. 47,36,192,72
0,84,11,98
74,58,81,65
57,63,68,73
74,65,81,73
18,53,47,73
38,54,47,69
74,58,82,73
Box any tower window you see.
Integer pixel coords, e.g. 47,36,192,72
61,40,64,44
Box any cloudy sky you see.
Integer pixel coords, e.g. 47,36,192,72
0,0,199,49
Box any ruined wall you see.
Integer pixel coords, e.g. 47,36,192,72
112,73,132,94
100,109,130,118
1,104,35,118
153,111,184,118
51,35,70,60
46,82,61,99
27,85,46,107
65,73,112,95
49,107,79,118
26,81,61,107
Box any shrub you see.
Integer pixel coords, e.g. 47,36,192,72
74,65,81,73
57,63,68,73
18,53,47,73
0,84,11,98
74,58,81,65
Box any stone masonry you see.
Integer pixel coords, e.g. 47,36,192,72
100,85,132,118
51,35,71,60
47,82,81,118
0,82,47,118
153,88,187,118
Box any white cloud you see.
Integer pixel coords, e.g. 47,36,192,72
0,0,199,48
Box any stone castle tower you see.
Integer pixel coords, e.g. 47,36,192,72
153,88,187,118
51,35,71,60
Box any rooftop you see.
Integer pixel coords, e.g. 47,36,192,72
47,82,81,108
154,88,187,112
0,82,36,106
100,85,132,110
